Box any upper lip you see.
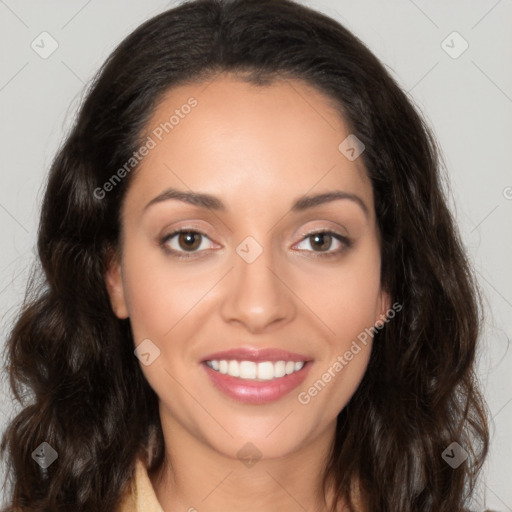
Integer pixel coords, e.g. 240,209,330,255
201,346,313,363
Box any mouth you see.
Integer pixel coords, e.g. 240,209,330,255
204,359,306,381
200,347,313,404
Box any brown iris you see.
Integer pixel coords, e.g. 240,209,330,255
309,233,332,252
178,231,202,251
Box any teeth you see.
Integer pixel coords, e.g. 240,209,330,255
285,361,295,375
274,360,286,378
257,361,274,380
206,359,306,380
228,360,239,377
239,360,257,379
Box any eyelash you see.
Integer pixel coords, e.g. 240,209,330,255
159,228,353,260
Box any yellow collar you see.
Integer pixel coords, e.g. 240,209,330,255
118,456,164,512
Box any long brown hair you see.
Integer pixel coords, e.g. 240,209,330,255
1,0,489,510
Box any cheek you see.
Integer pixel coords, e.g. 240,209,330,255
120,243,214,342
120,254,207,398
301,243,383,344
295,243,382,411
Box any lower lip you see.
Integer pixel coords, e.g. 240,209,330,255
202,362,312,405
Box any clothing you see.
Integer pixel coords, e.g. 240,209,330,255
117,456,164,512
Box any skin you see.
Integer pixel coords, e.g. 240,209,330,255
105,73,390,512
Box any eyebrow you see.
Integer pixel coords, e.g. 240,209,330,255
143,187,369,217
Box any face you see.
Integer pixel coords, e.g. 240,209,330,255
106,73,390,461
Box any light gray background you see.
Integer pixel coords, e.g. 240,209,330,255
0,0,511,509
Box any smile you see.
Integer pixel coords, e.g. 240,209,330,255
205,359,305,380
202,360,311,404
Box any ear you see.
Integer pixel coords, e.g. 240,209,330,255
104,249,129,319
374,288,392,328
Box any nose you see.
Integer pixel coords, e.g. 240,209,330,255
219,241,296,334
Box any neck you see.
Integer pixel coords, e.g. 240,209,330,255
149,408,346,512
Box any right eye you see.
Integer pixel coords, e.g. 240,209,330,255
160,230,219,258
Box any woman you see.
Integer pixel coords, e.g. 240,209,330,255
0,0,489,510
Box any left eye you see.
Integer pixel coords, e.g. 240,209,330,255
294,231,348,253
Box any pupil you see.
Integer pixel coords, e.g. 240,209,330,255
311,233,331,251
179,232,201,251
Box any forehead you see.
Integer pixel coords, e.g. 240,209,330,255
124,73,373,216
